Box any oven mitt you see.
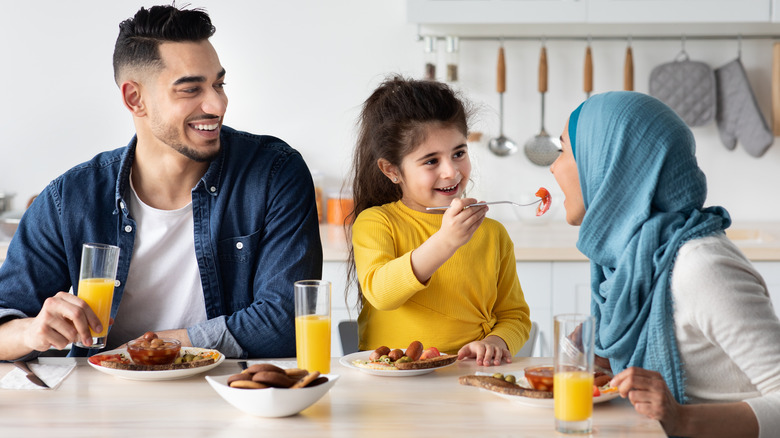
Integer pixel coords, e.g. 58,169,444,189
649,58,716,127
715,58,774,157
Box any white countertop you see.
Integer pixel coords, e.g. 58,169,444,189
322,221,780,262
0,356,665,437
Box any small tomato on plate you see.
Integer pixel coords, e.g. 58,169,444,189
419,347,441,360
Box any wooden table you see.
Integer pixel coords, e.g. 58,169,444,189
0,356,665,437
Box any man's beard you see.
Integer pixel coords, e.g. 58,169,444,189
150,116,220,163
170,140,219,163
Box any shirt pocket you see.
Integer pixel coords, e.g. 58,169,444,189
218,230,261,264
217,230,262,309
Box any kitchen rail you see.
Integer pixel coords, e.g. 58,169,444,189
416,29,780,43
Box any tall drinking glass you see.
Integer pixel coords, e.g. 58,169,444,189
74,243,120,349
294,280,331,373
554,313,596,434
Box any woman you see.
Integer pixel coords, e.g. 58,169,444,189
550,91,780,437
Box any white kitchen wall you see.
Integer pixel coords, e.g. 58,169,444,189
2,1,780,224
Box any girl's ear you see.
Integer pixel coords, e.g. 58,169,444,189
377,158,400,184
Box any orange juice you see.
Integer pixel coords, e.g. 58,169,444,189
295,314,331,373
554,371,594,422
77,278,115,337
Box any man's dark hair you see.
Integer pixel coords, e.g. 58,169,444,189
112,4,216,84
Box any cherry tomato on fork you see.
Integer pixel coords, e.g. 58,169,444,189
535,187,552,216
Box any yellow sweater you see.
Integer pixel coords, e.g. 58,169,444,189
352,201,531,355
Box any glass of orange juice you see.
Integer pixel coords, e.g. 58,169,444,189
553,313,595,434
294,280,331,373
74,243,120,349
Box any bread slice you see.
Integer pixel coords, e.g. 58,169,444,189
394,354,457,370
98,357,215,371
458,375,553,399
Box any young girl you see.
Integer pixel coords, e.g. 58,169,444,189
347,76,531,367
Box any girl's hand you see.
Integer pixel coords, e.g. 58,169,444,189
410,198,487,283
610,367,684,435
457,335,511,367
438,197,487,251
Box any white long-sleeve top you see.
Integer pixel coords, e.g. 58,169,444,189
672,234,780,437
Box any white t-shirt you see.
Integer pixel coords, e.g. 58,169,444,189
108,183,207,348
672,234,780,437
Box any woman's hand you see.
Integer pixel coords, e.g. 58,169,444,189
610,367,684,435
457,335,511,367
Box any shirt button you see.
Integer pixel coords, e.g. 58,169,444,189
210,186,217,193
124,225,132,233
115,280,121,287
119,201,125,209
236,242,244,250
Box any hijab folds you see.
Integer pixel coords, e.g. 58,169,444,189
570,91,731,403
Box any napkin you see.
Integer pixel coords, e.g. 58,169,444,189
1,361,76,390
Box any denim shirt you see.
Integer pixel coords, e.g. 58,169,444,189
0,126,322,360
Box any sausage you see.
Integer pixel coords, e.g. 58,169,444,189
388,349,404,361
369,346,391,361
405,340,423,361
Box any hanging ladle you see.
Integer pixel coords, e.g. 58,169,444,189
523,43,560,166
488,43,518,156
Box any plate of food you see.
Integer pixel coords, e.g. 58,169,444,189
87,332,224,381
339,342,457,377
459,368,619,408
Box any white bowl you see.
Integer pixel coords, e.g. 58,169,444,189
205,373,338,417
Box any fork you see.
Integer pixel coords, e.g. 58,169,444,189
426,199,541,211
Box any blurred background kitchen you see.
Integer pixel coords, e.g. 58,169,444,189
3,0,780,355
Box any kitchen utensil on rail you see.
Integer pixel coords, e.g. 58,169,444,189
488,44,518,156
772,42,780,136
14,361,50,388
524,44,560,166
648,37,715,127
426,199,542,210
624,42,634,91
714,41,773,157
583,43,593,98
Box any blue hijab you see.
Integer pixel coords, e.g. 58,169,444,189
570,91,731,404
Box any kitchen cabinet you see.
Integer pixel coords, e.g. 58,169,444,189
774,0,780,22
322,261,359,357
406,0,587,24
588,0,771,23
407,0,774,24
516,262,552,357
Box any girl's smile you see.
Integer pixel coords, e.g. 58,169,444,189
380,124,470,213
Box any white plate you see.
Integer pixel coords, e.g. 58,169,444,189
88,347,225,381
474,372,619,408
338,350,456,377
206,373,338,417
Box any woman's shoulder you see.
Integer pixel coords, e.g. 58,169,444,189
676,233,749,269
672,232,766,307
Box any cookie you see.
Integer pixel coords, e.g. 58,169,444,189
291,371,320,389
252,370,296,388
245,363,285,375
229,379,268,389
227,372,253,384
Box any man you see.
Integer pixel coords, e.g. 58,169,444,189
0,4,322,360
